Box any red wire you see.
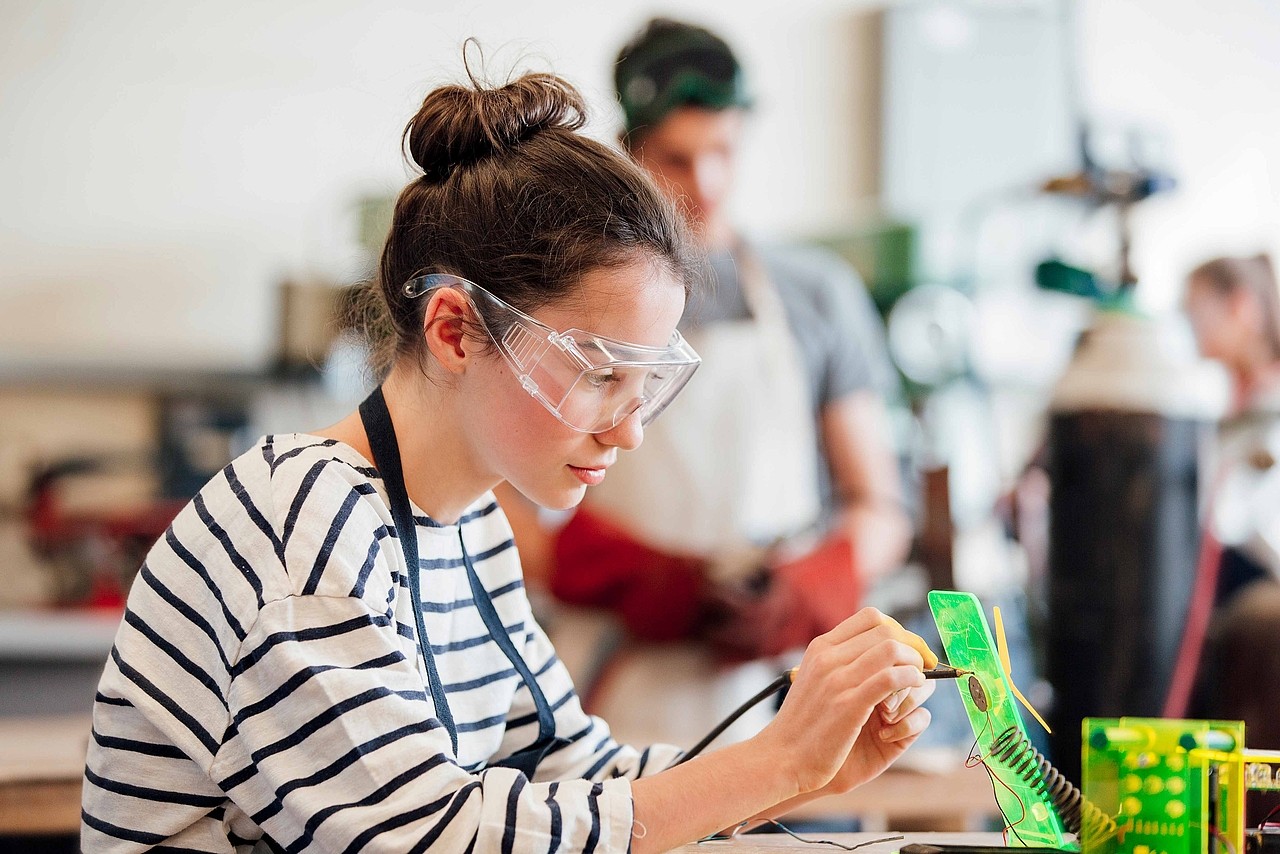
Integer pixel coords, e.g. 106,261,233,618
1162,475,1225,718
967,702,1030,847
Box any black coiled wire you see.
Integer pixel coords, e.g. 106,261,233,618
989,726,1119,843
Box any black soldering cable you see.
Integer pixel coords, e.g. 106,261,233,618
675,671,792,764
674,665,966,765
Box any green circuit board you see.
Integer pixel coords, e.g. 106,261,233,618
929,590,1073,849
1081,717,1244,854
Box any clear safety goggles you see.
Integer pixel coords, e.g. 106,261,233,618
404,274,701,434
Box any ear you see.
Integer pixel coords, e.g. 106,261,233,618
421,287,478,375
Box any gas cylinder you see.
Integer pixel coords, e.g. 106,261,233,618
1046,309,1227,783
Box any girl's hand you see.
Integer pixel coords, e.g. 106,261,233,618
817,677,935,795
752,607,938,797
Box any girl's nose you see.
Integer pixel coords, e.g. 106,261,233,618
597,410,644,450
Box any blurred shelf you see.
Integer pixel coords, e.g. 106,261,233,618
0,609,120,661
0,361,325,395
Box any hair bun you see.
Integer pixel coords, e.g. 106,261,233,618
404,72,587,182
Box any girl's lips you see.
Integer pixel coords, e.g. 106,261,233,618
568,465,606,486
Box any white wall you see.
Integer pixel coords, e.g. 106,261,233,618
2,0,1279,371
1079,0,1280,309
0,0,879,371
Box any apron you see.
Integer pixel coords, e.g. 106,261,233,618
359,387,568,778
570,245,822,747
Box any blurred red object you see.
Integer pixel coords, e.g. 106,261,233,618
25,457,185,608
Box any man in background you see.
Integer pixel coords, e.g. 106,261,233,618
503,18,911,748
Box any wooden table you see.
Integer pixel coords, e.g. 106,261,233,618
0,714,1001,838
782,761,1001,831
672,831,1008,852
0,714,91,835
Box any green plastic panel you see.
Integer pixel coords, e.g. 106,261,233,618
929,590,1073,849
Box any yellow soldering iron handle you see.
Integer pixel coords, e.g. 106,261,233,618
785,612,940,684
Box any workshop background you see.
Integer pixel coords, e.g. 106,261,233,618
2,0,1279,844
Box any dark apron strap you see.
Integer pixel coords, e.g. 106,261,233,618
359,387,459,756
458,528,562,764
359,387,562,774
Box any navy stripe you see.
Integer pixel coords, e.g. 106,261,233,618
282,460,328,550
94,693,133,708
505,708,539,731
419,578,523,614
404,783,483,854
584,782,604,854
84,767,224,808
420,537,515,570
501,773,527,854
110,647,219,755
123,610,226,706
532,654,558,679
546,781,563,851
267,438,340,474
250,721,442,826
634,746,652,777
443,666,517,693
510,687,577,732
455,711,509,733
350,530,391,599
82,808,170,845
232,611,389,677
429,620,524,655
165,527,246,640
218,687,429,790
193,493,265,609
91,728,188,760
581,744,625,780
345,785,478,854
140,564,231,673
303,487,362,595
235,653,405,724
225,463,284,562
542,721,597,761
413,500,499,529
285,757,447,854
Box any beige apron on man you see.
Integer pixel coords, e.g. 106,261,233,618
567,246,822,748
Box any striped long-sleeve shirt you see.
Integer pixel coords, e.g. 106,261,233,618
82,433,682,852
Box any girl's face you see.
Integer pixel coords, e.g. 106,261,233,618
459,258,687,510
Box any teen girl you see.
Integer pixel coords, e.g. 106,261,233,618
82,69,937,853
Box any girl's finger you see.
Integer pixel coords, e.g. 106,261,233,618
824,608,939,669
878,706,932,743
880,681,936,724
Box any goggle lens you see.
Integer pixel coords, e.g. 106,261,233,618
405,274,699,434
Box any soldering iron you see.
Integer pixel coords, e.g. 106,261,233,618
923,664,969,680
675,663,969,764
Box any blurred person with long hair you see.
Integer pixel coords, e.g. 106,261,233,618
1183,252,1280,747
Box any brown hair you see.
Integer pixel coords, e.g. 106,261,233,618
1189,254,1280,358
352,67,697,375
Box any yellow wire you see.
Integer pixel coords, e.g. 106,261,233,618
993,605,1052,734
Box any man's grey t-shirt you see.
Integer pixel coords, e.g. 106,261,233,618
680,243,896,522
